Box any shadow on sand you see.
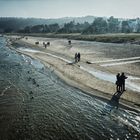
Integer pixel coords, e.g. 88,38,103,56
104,91,123,112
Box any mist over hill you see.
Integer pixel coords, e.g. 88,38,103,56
0,16,140,34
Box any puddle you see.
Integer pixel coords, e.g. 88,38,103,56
19,48,41,53
21,54,44,69
80,65,116,82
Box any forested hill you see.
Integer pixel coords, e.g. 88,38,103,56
1,16,140,34
0,16,95,32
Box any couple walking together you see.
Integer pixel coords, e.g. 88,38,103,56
116,72,127,92
75,52,80,63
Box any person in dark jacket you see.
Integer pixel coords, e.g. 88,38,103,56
77,52,81,62
116,73,121,92
120,72,128,92
75,53,78,63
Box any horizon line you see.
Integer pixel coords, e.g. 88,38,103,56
0,15,140,20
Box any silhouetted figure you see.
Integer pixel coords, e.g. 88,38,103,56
35,41,39,45
120,72,128,92
47,42,50,46
77,52,81,62
43,42,47,48
45,44,47,48
75,53,78,63
116,73,121,92
68,40,71,45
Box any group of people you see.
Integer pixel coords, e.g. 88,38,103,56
43,42,50,48
116,72,128,92
75,52,81,62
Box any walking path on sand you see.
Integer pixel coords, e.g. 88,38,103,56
88,56,140,64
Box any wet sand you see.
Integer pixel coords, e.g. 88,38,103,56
6,35,140,111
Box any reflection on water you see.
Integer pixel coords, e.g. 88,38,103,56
0,37,140,140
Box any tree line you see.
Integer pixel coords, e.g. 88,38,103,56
1,16,140,34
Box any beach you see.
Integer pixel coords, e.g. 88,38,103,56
0,36,140,139
6,35,140,110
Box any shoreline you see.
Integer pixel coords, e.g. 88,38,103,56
5,35,140,112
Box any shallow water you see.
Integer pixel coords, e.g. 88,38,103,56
0,37,140,140
19,48,41,53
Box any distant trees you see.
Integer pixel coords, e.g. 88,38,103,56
15,18,140,34
18,24,60,33
108,16,120,33
1,16,140,34
136,22,140,33
48,23,59,32
24,26,31,33
4,28,13,33
121,20,131,33
58,21,75,33
83,17,108,34
57,21,89,33
30,25,44,33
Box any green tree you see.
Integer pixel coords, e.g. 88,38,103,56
83,17,108,34
57,21,75,33
24,26,31,33
121,20,131,33
48,23,59,32
108,16,120,33
31,25,44,33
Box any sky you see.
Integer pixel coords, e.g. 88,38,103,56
0,0,140,19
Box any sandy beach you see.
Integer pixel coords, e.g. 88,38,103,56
6,35,140,111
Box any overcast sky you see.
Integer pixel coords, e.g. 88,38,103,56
0,0,140,19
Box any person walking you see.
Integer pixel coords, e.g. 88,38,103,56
75,53,78,63
77,52,81,62
116,73,121,92
120,72,128,92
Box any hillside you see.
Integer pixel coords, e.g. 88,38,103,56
0,16,95,32
1,16,140,34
